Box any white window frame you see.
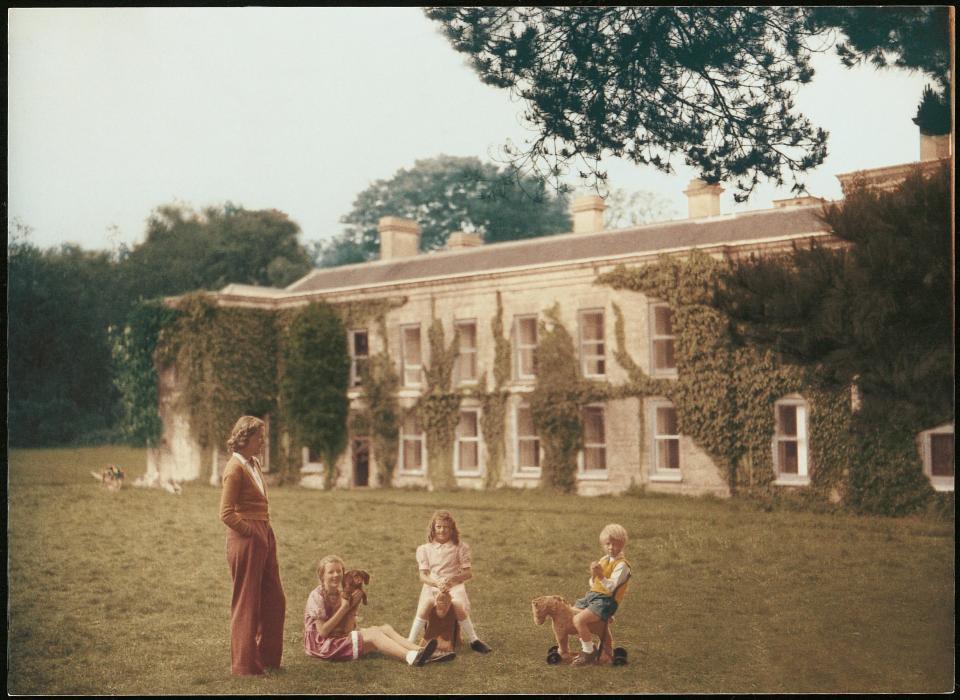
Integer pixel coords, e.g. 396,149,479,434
772,396,809,486
398,411,426,475
920,423,954,492
514,315,538,381
453,408,482,477
578,404,608,480
348,329,369,388
400,323,423,387
514,400,542,478
579,308,606,378
649,300,678,377
454,319,478,386
650,399,682,482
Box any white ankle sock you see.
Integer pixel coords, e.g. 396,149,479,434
405,649,418,665
581,640,595,653
460,617,478,643
408,617,427,643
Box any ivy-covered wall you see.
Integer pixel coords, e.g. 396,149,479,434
119,248,946,516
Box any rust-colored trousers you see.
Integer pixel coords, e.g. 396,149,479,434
226,520,286,675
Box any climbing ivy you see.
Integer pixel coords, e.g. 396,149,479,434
479,292,511,488
418,317,461,490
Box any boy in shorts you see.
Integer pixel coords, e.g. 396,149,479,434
571,523,630,666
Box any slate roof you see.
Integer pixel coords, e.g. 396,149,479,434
278,204,830,295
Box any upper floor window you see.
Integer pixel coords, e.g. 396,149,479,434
651,400,681,481
580,405,607,475
515,401,541,475
579,309,606,377
454,320,478,385
401,324,423,387
454,408,481,476
515,315,538,380
349,329,369,388
399,411,425,474
649,301,677,376
773,397,809,485
921,423,954,492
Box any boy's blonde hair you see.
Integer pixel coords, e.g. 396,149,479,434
317,554,345,582
227,415,265,453
427,510,460,544
600,523,628,547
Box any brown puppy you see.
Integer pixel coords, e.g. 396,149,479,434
531,595,614,664
331,569,370,638
423,589,460,653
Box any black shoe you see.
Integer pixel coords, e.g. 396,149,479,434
413,638,438,666
425,650,456,664
470,639,492,653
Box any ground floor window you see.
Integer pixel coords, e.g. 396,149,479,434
454,409,481,476
399,411,425,474
773,396,809,485
580,405,607,475
921,423,954,492
650,400,681,481
515,401,541,476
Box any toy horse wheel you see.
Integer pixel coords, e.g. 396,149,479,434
612,647,628,666
546,646,562,665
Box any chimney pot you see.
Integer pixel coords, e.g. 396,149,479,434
571,195,606,233
684,179,724,219
378,217,421,260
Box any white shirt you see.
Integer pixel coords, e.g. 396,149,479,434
233,452,265,495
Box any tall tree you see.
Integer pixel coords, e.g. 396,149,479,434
118,203,313,300
315,155,571,267
425,7,952,199
425,7,829,201
7,234,126,445
716,164,952,428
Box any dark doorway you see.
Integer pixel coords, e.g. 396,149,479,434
353,438,370,487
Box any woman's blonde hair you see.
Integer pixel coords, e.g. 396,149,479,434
427,510,460,544
226,415,265,453
317,554,345,583
599,523,628,547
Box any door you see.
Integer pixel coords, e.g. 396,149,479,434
353,438,370,487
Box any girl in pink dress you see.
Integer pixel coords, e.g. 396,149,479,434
304,555,448,666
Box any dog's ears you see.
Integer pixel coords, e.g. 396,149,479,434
360,570,370,584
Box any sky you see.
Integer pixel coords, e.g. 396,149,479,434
7,7,935,253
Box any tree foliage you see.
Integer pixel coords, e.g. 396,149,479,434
425,7,829,201
7,234,126,445
119,203,313,299
716,164,953,430
280,302,351,488
808,7,951,95
315,155,571,267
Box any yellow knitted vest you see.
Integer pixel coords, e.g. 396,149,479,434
589,555,630,603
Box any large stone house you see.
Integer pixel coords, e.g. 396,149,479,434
149,133,953,497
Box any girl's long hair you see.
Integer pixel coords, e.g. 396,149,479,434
426,510,460,544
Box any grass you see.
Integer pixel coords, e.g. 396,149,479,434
6,446,955,694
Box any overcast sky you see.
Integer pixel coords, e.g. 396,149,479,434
8,7,933,253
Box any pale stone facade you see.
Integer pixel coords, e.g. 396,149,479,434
151,146,952,497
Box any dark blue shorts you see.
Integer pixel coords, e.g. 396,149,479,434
573,591,618,621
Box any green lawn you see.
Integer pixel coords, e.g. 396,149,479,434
7,447,955,694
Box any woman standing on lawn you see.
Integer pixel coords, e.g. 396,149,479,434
219,415,286,676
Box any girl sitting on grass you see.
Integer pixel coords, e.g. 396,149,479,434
304,554,450,666
406,510,492,653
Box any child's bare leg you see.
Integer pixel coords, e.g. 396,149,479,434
573,608,601,645
361,626,418,661
378,624,420,651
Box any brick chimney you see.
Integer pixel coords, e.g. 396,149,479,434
378,217,420,260
447,231,483,250
684,179,724,218
772,195,826,209
571,195,606,233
